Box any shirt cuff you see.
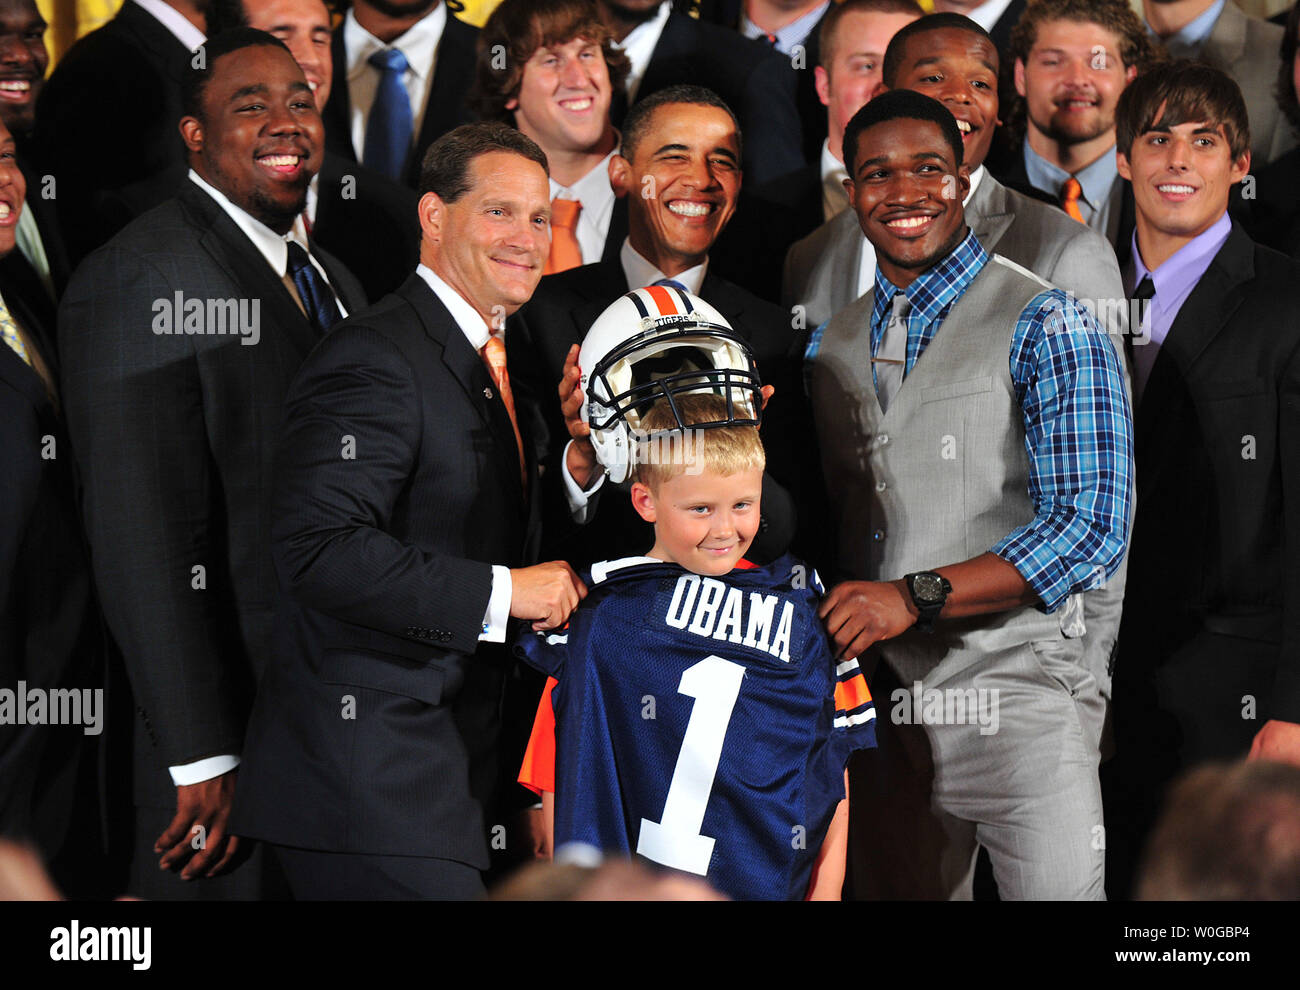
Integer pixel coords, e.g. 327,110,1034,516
561,439,606,523
169,754,240,786
991,529,1109,615
480,564,512,642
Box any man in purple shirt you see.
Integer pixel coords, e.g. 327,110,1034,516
1108,59,1300,898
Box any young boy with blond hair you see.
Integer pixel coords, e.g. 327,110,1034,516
516,394,876,900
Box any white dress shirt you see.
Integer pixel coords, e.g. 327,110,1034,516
187,169,347,321
343,3,447,161
561,238,710,518
855,165,985,298
132,0,205,50
820,138,849,222
615,0,671,103
960,0,1015,34
415,263,516,640
550,149,619,265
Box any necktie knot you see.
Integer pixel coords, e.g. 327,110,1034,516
1061,177,1085,223
1132,275,1155,302
482,333,507,375
552,198,582,230
285,241,312,277
653,277,689,293
368,48,409,75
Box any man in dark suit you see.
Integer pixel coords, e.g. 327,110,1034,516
1107,60,1300,898
471,0,630,274
321,0,478,189
597,0,806,188
35,0,206,264
0,116,102,893
514,85,807,568
231,122,586,899
0,0,70,308
215,0,421,300
58,30,365,900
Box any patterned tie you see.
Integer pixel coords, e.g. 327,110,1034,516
1060,177,1086,224
0,290,31,366
482,334,527,491
364,48,414,182
286,242,342,336
874,292,909,413
545,198,583,275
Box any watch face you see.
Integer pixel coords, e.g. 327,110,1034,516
913,573,945,604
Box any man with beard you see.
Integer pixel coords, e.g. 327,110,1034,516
992,0,1155,252
211,0,420,299
36,0,211,263
322,0,479,188
57,29,366,899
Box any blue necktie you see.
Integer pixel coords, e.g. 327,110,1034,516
364,48,413,181
654,277,689,293
286,242,342,336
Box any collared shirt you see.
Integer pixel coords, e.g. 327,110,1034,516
960,0,1015,34
739,0,830,55
862,230,1133,612
1022,140,1120,233
1148,0,1225,58
820,138,850,222
615,0,671,103
415,263,515,642
560,238,710,517
343,2,447,161
133,0,205,50
550,149,619,265
854,165,985,299
1127,210,1233,401
187,168,347,321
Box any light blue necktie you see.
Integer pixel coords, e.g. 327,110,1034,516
363,48,414,181
654,277,689,293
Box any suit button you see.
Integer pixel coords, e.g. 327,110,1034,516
875,481,887,492
877,434,889,446
872,529,885,541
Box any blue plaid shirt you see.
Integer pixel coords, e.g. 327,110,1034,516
811,230,1133,613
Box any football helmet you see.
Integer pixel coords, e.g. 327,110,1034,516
578,284,763,483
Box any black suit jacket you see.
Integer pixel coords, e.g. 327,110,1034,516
58,179,366,809
0,283,101,857
34,0,191,264
1119,223,1300,724
617,11,807,188
512,258,808,568
322,7,479,189
232,274,545,865
313,151,420,302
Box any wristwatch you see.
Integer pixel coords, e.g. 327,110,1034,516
904,571,952,633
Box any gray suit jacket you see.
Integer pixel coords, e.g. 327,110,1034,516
1203,1,1296,167
783,170,1126,334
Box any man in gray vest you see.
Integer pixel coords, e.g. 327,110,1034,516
806,89,1133,899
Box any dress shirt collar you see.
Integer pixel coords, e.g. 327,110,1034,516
550,148,618,219
820,138,849,220
1147,0,1224,55
1129,209,1232,304
133,0,205,50
960,0,1015,34
344,1,446,82
1022,140,1118,213
871,228,989,334
187,168,309,278
963,164,985,205
620,238,707,295
416,263,494,351
615,1,671,102
739,1,830,53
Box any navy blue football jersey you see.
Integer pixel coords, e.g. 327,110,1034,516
515,554,877,900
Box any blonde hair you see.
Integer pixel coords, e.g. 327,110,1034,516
632,394,765,491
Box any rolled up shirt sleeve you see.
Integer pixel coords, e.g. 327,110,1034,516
991,289,1134,613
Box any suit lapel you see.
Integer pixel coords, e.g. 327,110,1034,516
967,175,1015,254
323,32,356,161
1135,224,1252,500
829,211,865,316
404,275,528,505
409,14,477,185
601,200,629,266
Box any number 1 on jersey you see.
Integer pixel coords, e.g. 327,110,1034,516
637,655,745,875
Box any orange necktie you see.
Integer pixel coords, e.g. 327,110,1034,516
1061,177,1086,224
482,334,527,491
545,198,583,275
